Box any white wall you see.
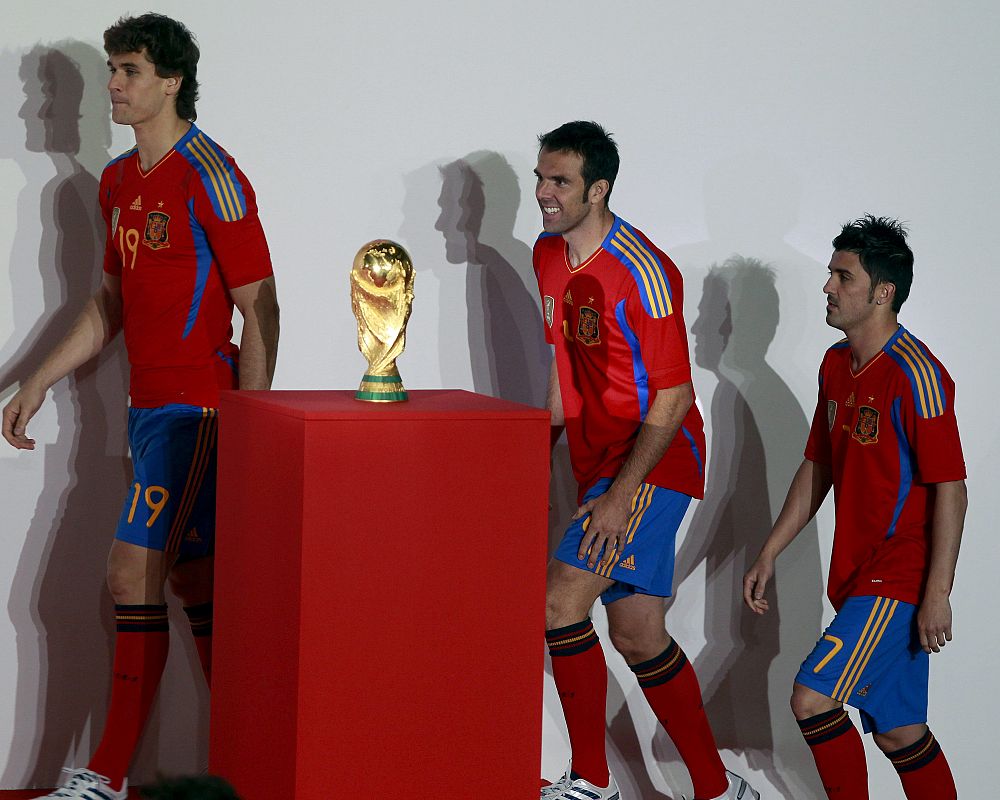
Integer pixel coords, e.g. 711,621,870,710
1,1,996,796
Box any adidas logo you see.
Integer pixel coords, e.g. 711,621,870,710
619,554,636,570
564,289,573,305
185,527,202,543
130,195,142,211
846,392,856,407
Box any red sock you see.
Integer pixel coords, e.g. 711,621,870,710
183,601,213,686
631,640,727,800
797,708,869,798
88,604,170,790
546,619,609,787
887,729,956,800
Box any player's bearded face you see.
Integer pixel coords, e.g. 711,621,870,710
823,250,881,332
535,148,596,235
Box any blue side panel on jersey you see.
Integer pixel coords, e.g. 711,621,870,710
884,327,946,419
184,198,214,339
887,397,913,539
604,217,673,319
104,147,136,169
215,350,238,377
615,299,649,419
680,425,704,476
176,125,248,222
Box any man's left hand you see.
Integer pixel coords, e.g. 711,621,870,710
573,489,632,570
917,593,953,654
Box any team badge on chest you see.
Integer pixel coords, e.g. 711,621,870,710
852,406,879,445
143,211,171,250
577,306,601,346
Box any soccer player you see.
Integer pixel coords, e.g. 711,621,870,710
2,14,279,800
743,216,965,799
534,121,758,800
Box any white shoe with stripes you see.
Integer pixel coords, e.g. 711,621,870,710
39,768,128,800
684,769,761,800
540,769,620,800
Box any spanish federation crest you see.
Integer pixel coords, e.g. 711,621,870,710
544,295,554,328
852,406,879,445
577,306,600,346
143,211,170,250
827,400,837,431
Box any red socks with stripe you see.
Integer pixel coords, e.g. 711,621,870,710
798,708,869,798
183,601,213,686
631,640,727,800
545,619,609,787
887,729,956,800
88,604,170,791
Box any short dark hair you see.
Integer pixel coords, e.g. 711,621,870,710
538,120,619,204
140,775,240,799
832,214,913,312
104,14,200,121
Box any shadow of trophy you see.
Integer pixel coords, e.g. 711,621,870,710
350,239,415,402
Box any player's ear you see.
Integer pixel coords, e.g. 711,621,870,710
164,74,182,97
876,282,895,307
588,179,609,206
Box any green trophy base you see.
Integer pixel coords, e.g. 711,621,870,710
356,373,408,402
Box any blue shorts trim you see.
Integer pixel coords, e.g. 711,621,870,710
115,404,218,559
796,595,929,734
554,478,692,605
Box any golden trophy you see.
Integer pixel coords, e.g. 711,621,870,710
350,239,415,402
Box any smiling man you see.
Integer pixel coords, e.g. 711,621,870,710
533,121,758,800
2,14,278,799
744,216,966,799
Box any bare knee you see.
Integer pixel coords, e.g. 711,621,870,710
790,682,841,720
168,556,214,606
873,724,927,754
106,541,172,604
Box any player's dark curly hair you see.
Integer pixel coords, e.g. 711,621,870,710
104,13,200,121
832,214,914,312
538,120,620,204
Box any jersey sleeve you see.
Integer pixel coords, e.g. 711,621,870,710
533,240,555,345
804,359,832,464
623,277,691,390
100,168,123,277
189,154,273,290
898,363,966,484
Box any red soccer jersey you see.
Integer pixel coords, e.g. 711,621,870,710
534,216,705,503
805,327,966,609
100,124,273,408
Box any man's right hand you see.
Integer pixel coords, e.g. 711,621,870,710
743,554,775,615
2,382,45,450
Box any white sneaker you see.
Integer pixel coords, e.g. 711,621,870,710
710,770,760,800
541,769,620,800
40,768,128,800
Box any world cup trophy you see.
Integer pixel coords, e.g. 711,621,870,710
350,240,415,402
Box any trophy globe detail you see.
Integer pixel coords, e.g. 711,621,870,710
350,240,415,402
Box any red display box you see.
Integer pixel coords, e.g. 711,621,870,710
210,390,550,799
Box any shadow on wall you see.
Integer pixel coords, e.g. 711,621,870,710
0,42,129,788
665,257,825,798
434,152,549,408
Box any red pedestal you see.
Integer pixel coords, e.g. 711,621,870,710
210,390,550,799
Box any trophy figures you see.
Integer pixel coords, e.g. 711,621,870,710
350,240,415,402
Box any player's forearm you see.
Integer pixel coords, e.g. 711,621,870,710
609,382,692,500
25,283,121,392
923,479,967,599
758,458,832,561
234,277,279,390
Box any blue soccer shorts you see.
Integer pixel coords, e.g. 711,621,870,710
796,595,929,734
554,477,692,605
115,404,219,560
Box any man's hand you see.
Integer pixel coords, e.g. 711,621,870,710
743,555,775,615
2,382,46,450
917,592,953,654
574,489,632,570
